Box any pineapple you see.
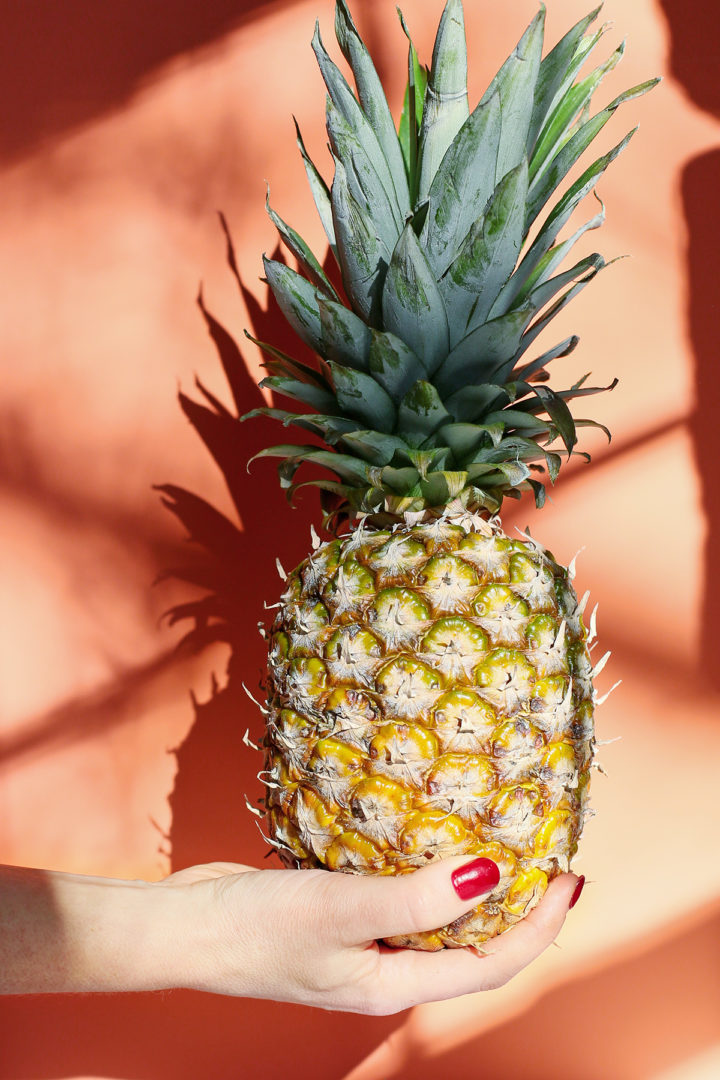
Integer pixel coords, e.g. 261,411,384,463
241,0,657,949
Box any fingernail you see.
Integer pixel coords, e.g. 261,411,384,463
569,875,586,909
452,858,500,900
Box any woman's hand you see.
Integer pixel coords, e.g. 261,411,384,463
0,859,583,1012
159,858,584,1014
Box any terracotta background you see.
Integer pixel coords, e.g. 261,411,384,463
1,0,719,1077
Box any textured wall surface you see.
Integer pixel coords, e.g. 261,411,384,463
1,0,719,1077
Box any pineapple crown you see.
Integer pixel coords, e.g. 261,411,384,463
244,0,658,530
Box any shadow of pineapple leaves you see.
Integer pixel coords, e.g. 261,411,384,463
157,219,322,870
0,0,305,164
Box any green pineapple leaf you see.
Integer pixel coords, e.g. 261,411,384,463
334,0,410,213
417,0,470,201
527,5,602,151
441,160,529,343
435,303,534,397
263,257,324,354
472,434,546,466
244,330,330,388
252,445,374,486
296,448,377,484
479,7,545,182
525,77,660,229
397,12,428,200
294,118,337,258
523,253,606,326
312,22,403,221
265,189,339,300
544,450,562,482
494,197,605,318
288,477,352,507
516,264,603,360
330,160,391,326
530,385,577,455
380,465,422,494
575,416,613,441
484,408,553,435
545,377,618,403
420,470,469,504
368,329,427,402
422,90,501,275
242,407,358,443
507,130,635,308
527,478,547,507
398,380,453,444
510,335,580,383
444,383,509,423
318,296,372,372
404,446,451,476
479,460,531,487
530,39,626,185
328,361,396,432
338,429,410,465
382,223,450,374
258,375,337,413
326,97,404,235
437,422,496,461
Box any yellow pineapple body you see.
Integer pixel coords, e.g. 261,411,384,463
264,513,593,949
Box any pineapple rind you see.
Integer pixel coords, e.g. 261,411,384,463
264,513,593,949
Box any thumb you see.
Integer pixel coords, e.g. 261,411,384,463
332,856,501,945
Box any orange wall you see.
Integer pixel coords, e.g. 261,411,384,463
1,1,719,1077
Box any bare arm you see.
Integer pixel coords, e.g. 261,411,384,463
0,864,181,994
0,860,583,1011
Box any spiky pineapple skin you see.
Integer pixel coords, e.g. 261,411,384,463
264,513,594,949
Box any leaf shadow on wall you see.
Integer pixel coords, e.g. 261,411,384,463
657,0,720,687
161,222,333,871
0,0,302,163
0,228,400,1080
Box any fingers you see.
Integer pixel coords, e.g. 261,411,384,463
369,873,581,1011
328,855,501,945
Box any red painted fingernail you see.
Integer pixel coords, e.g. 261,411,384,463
569,875,586,909
451,858,500,900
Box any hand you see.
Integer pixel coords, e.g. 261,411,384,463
159,858,584,1014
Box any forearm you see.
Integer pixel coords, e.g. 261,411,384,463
0,864,190,994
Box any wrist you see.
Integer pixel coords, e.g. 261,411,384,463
51,873,180,994
53,873,235,994
146,879,228,994
0,865,196,994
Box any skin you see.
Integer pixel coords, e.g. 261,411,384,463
0,859,580,1013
